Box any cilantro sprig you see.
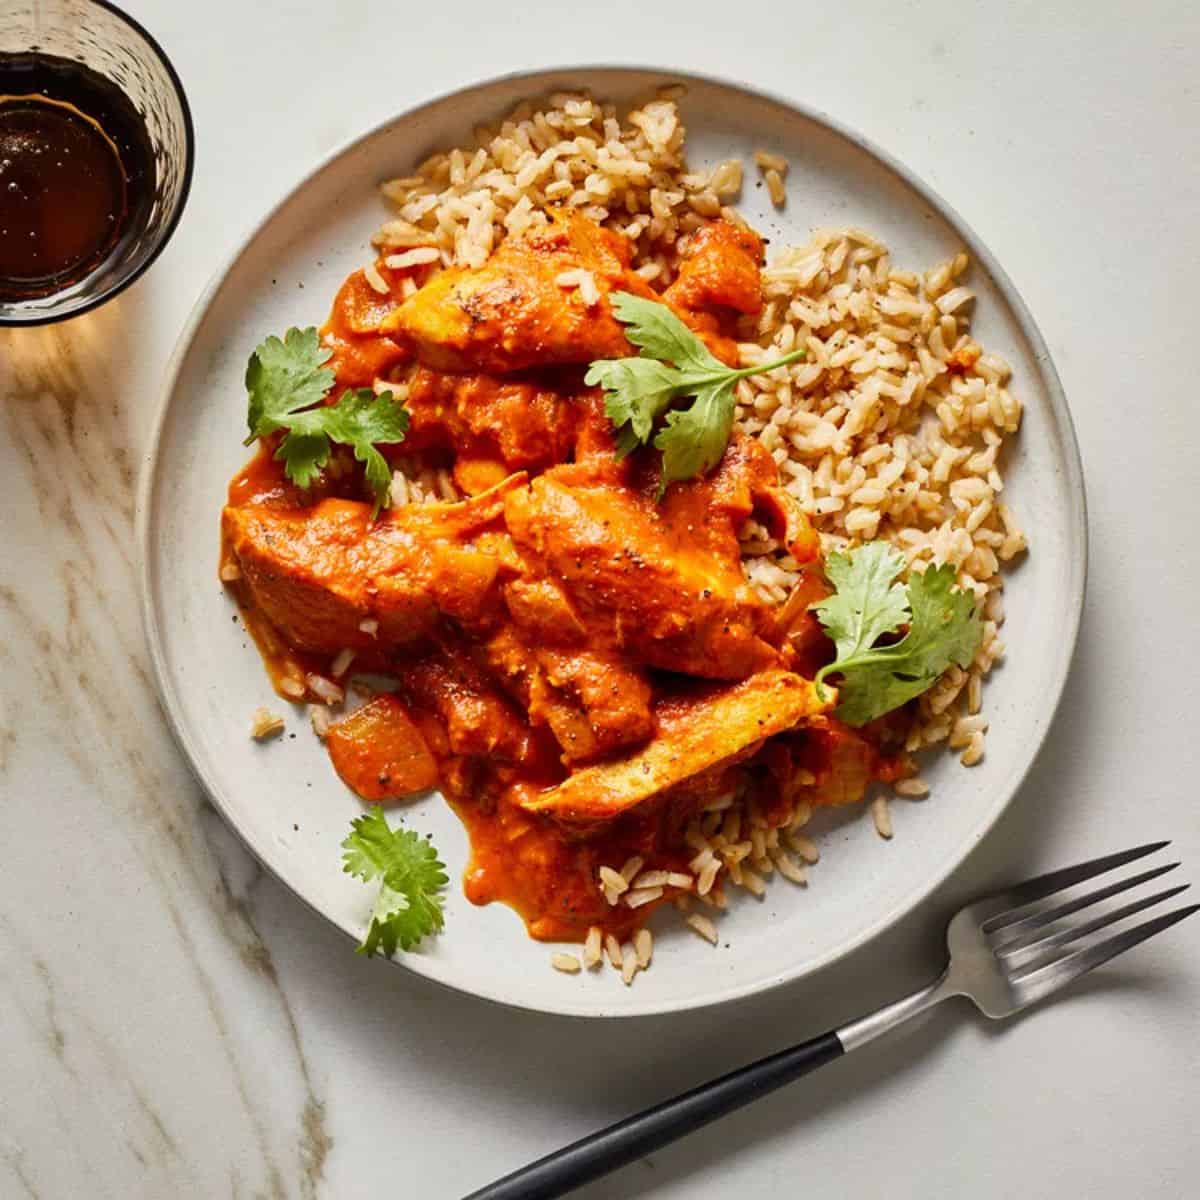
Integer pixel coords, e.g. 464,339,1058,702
244,327,409,517
341,809,448,957
586,293,805,492
812,542,983,726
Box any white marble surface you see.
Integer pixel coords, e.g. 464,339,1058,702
1,1,1197,1196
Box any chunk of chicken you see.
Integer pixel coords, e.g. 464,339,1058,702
502,437,815,678
221,476,524,656
402,366,578,481
320,263,410,388
522,669,831,823
478,626,654,763
400,645,548,766
505,476,771,678
663,219,765,316
383,213,655,373
793,717,885,807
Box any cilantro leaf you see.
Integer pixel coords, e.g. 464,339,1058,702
608,291,726,375
588,293,805,491
341,808,447,957
320,388,410,517
274,431,331,489
654,380,737,492
245,326,334,443
585,356,680,447
813,544,983,726
613,422,644,460
893,563,983,683
814,543,911,663
243,327,409,515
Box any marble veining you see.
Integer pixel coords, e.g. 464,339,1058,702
0,298,330,1198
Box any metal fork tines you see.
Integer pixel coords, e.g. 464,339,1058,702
952,841,1197,1016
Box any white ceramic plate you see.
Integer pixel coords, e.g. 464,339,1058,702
139,67,1086,1018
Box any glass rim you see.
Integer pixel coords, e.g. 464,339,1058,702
0,0,195,327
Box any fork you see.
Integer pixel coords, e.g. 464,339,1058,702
466,842,1196,1200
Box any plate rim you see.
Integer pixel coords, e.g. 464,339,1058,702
136,64,1088,1019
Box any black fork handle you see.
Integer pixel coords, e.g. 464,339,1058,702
462,1030,844,1200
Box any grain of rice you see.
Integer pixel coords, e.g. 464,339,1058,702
280,677,306,700
306,674,343,706
665,872,695,890
363,262,390,295
250,707,285,740
625,885,664,909
554,267,600,306
709,158,743,197
358,618,379,638
894,777,930,798
384,246,440,269
936,286,975,315
619,855,645,883
764,168,786,208
961,732,985,766
551,952,581,974
788,833,820,864
309,705,331,740
583,925,603,968
604,933,623,969
599,865,628,896
632,869,671,889
739,868,766,897
634,928,653,968
686,913,719,944
788,800,813,829
773,851,808,885
371,213,430,243
872,795,894,840
330,648,355,678
219,562,241,582
697,858,721,896
435,468,457,500
621,951,638,985
721,809,742,844
750,828,767,862
951,713,988,748
753,149,788,175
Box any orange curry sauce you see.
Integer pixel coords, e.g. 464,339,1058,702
221,217,906,943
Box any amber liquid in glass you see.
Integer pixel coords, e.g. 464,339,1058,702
0,53,155,301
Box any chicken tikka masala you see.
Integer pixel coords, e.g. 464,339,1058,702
220,208,911,948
